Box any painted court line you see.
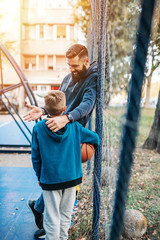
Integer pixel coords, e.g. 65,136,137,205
0,122,11,128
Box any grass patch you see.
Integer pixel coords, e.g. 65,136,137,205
127,149,160,239
137,108,155,145
111,107,160,239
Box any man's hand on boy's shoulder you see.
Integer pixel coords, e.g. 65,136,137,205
45,115,70,132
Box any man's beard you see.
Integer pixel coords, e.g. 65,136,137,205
71,65,87,83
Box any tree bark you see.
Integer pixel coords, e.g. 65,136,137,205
104,32,111,106
143,91,160,153
144,74,151,108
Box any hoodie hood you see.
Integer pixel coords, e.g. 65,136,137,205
42,120,69,142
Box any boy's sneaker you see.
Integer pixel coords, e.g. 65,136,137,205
27,199,43,229
34,229,46,239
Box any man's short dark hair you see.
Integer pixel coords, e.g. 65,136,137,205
65,44,88,59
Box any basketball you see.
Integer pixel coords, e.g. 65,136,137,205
81,143,95,163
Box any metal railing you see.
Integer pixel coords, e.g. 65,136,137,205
0,42,39,152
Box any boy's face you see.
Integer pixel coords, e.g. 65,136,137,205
66,56,89,82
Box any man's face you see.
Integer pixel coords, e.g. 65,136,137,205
66,56,88,83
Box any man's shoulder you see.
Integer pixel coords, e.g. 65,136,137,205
60,73,71,91
84,71,97,87
86,61,98,78
63,73,71,82
85,63,98,82
87,71,97,80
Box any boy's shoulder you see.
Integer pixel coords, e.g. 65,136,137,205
33,119,45,130
67,121,83,133
72,121,82,128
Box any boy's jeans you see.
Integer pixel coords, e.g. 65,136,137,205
35,193,44,214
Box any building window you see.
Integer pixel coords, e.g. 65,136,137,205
39,56,45,70
48,25,53,40
48,56,53,70
57,26,66,39
70,25,74,40
41,86,47,91
37,85,51,92
56,56,67,70
24,55,36,70
32,86,37,91
23,25,36,40
40,25,44,39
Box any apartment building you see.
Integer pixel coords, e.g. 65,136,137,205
21,0,78,92
0,0,78,109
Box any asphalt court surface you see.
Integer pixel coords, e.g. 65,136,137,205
0,121,34,147
0,114,76,239
0,167,43,240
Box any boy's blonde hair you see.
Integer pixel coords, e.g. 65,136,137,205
44,90,66,116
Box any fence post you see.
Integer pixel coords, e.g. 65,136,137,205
92,0,107,239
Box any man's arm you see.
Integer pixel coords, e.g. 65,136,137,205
69,75,97,122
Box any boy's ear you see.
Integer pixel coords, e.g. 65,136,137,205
64,106,66,112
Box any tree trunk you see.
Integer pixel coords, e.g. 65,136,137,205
144,74,151,108
143,91,160,153
104,32,111,106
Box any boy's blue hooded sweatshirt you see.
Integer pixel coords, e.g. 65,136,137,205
32,120,99,190
60,61,97,126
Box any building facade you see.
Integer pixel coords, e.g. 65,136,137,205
21,0,78,92
0,0,78,109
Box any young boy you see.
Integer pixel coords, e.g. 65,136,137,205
31,90,99,240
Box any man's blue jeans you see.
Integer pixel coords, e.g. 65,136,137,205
35,193,44,214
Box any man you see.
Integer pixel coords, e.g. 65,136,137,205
24,44,97,238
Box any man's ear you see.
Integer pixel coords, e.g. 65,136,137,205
85,57,89,64
84,57,90,68
64,106,66,112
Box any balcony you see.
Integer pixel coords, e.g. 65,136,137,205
21,39,76,55
21,8,74,25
